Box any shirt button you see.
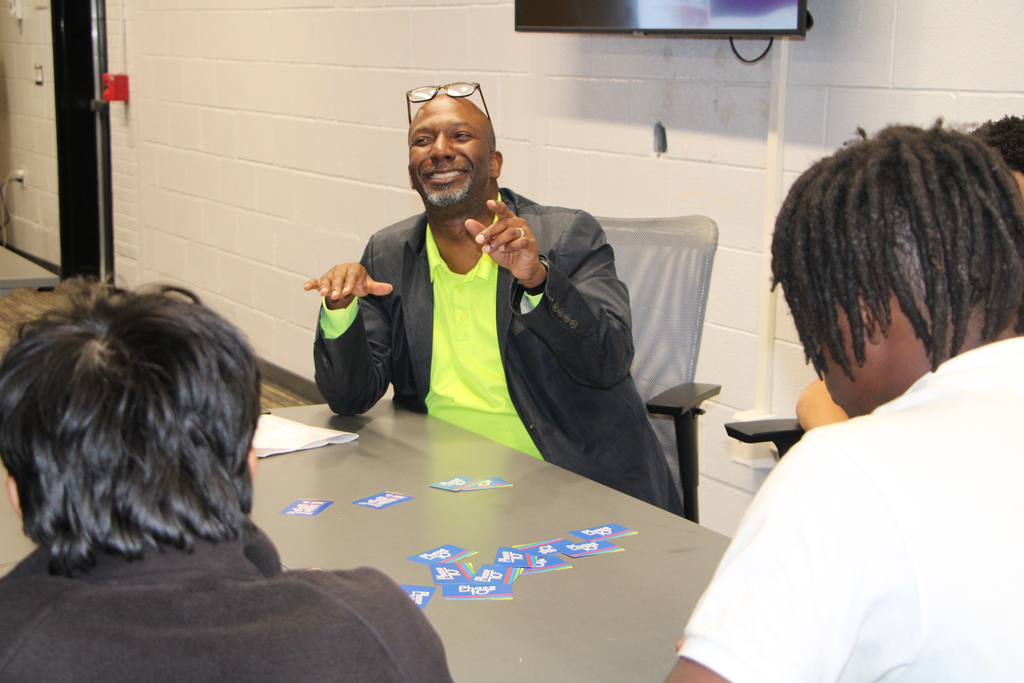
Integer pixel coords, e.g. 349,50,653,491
456,286,465,295
569,320,578,329
459,313,468,321
562,313,571,323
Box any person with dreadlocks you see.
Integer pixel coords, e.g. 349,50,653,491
973,114,1024,192
665,123,1024,683
795,114,1024,430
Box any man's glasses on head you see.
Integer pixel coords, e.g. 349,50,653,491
406,82,490,123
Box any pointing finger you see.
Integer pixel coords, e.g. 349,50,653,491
487,198,517,220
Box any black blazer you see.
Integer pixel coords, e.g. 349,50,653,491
314,189,682,514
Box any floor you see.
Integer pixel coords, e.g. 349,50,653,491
0,287,312,411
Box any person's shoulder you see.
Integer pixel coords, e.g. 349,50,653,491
783,414,902,474
284,566,437,633
760,426,860,489
362,213,429,271
0,570,80,646
284,565,410,609
504,190,602,250
507,189,593,223
775,408,932,506
371,213,428,248
284,567,453,680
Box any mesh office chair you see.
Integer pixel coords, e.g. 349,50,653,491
599,216,720,523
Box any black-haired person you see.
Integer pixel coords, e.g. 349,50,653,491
971,114,1024,198
667,124,1024,682
795,113,1024,431
0,282,453,682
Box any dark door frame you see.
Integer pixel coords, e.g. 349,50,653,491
50,0,113,280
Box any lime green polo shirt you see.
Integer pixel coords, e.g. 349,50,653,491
319,229,543,460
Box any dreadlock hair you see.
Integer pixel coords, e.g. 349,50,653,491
972,115,1024,175
772,122,1024,378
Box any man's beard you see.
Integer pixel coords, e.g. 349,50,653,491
420,178,472,208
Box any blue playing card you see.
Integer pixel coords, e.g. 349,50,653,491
569,524,637,540
279,500,334,516
550,538,624,557
522,554,572,574
352,491,414,509
399,585,436,609
429,477,480,491
441,583,514,600
408,544,478,565
471,565,520,585
493,547,531,566
429,562,476,584
513,539,565,556
458,477,512,490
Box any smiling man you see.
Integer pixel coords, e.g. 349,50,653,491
666,124,1024,682
304,83,682,514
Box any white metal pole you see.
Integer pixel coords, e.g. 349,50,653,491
754,38,789,415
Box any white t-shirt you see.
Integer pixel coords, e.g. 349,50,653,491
681,337,1024,683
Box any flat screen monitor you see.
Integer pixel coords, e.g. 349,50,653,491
516,0,807,36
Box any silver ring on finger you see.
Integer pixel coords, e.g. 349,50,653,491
517,227,525,239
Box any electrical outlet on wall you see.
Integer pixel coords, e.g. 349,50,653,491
8,0,23,20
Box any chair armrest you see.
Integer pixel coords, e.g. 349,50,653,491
646,383,721,416
646,382,721,523
724,418,804,457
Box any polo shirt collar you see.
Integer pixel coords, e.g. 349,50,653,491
424,192,502,286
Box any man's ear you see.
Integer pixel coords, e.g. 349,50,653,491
7,475,21,520
490,150,503,180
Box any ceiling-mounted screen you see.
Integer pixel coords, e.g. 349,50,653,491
516,0,807,36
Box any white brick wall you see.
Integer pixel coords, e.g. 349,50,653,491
0,0,1012,542
74,0,1024,536
0,3,59,264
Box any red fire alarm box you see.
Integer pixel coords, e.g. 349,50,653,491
103,74,130,102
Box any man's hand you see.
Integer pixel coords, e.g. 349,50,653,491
303,263,393,310
465,199,547,289
664,657,731,683
796,378,849,430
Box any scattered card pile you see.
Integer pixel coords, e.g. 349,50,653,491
281,484,639,610
404,524,637,604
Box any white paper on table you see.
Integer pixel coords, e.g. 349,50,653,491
252,414,358,458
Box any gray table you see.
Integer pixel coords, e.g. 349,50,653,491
251,402,729,681
0,247,59,294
